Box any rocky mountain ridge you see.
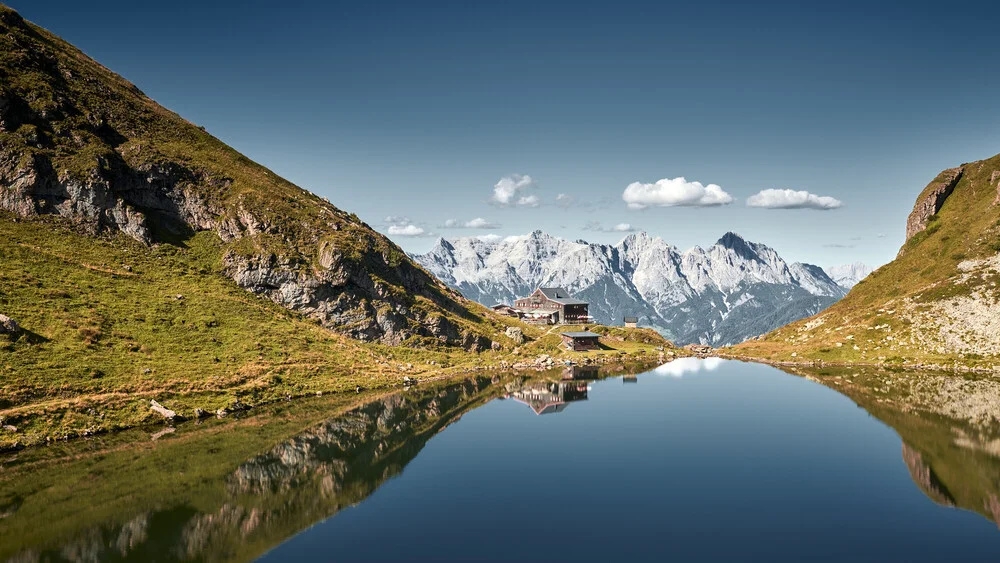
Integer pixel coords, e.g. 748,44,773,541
414,230,847,346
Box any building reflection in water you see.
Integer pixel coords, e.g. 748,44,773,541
562,365,599,380
508,381,589,415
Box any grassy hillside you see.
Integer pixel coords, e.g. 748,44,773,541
0,4,675,450
0,215,673,449
0,3,513,348
730,152,1000,369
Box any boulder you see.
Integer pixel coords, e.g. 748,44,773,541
0,314,20,335
150,399,177,421
505,326,525,345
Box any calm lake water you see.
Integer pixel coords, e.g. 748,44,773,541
3,359,1000,562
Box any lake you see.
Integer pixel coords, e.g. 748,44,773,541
2,359,999,562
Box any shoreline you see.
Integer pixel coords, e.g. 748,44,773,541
0,351,669,454
717,352,1000,375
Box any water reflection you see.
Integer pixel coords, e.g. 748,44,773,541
652,356,724,377
777,363,1000,532
507,381,589,415
1,360,1000,561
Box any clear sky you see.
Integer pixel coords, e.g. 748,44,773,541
10,0,1000,267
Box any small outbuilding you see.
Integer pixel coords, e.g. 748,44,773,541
560,331,602,351
623,316,639,328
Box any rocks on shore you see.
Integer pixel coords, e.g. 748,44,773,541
684,343,713,355
150,400,178,422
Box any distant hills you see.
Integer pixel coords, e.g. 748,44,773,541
734,154,1000,368
414,231,861,346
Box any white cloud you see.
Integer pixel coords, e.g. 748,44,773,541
476,234,503,243
556,193,574,208
491,174,540,207
387,224,426,236
622,177,733,209
384,215,411,224
583,221,640,233
465,217,497,229
746,189,843,210
517,194,540,207
443,217,499,229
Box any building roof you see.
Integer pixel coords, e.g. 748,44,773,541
623,316,639,323
539,287,588,305
561,331,602,339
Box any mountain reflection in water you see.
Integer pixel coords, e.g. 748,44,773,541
1,360,1000,562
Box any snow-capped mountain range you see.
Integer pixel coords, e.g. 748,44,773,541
413,230,864,346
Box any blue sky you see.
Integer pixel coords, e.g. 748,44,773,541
10,0,1000,267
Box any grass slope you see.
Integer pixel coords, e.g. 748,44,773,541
730,152,1000,369
0,215,672,449
0,4,676,449
0,3,517,347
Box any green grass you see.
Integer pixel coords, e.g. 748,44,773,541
0,3,519,352
0,4,679,449
0,214,673,449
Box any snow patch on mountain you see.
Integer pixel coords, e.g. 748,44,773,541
826,262,874,289
413,231,848,346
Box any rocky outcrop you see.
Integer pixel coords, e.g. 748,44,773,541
505,326,525,344
222,251,492,348
904,166,964,242
0,314,19,335
0,148,222,245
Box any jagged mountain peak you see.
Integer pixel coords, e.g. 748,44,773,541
715,231,765,262
717,231,747,246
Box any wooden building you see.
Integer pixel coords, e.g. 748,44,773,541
623,316,639,328
491,304,518,317
513,287,590,324
560,331,602,351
